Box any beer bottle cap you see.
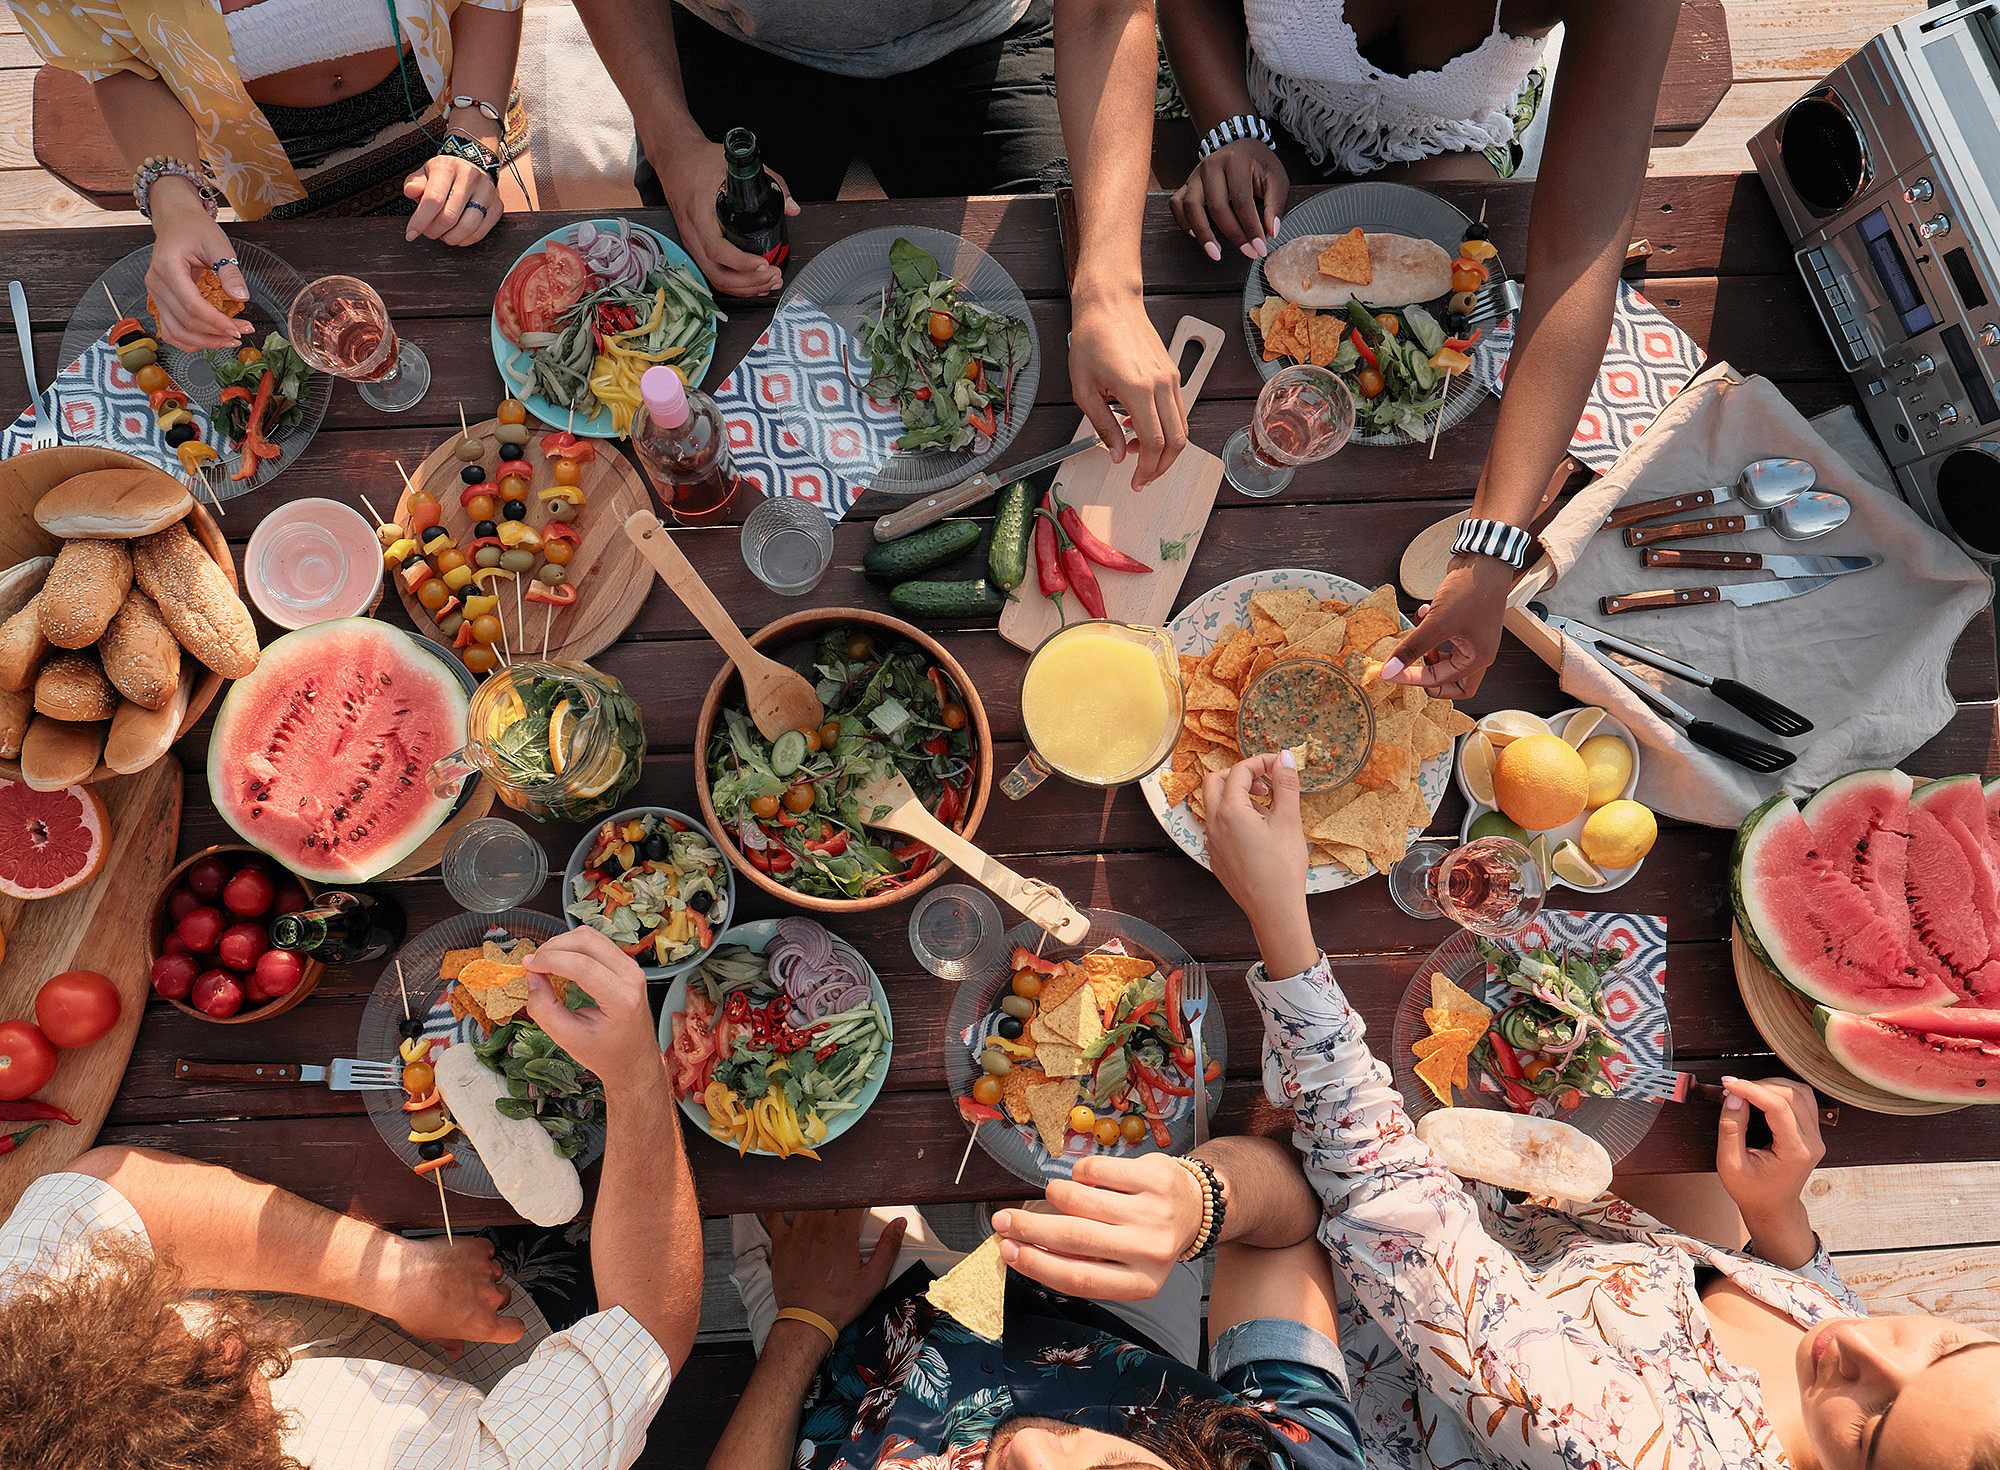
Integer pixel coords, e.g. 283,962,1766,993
641,365,689,428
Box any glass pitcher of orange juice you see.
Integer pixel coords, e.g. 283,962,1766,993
1002,622,1183,798
427,660,645,823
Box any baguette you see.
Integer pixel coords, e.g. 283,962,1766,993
0,594,49,693
0,685,29,759
19,716,105,790
99,589,181,711
105,665,193,774
131,521,258,679
433,1042,583,1227
38,538,133,648
35,649,118,722
0,555,52,622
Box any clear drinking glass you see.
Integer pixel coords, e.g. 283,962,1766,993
1389,836,1545,936
740,495,834,595
244,497,383,629
287,275,430,413
1223,365,1355,498
441,817,550,912
907,884,1007,981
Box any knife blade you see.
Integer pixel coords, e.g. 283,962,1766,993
871,433,1101,542
1601,573,1835,617
1639,550,1878,576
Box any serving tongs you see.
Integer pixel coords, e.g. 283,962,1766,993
1526,601,1800,773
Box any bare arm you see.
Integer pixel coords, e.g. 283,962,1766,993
401,0,521,242
1157,0,1253,132
1160,0,1284,260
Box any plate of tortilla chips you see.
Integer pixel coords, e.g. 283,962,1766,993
1139,569,1473,892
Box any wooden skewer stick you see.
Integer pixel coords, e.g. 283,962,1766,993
358,493,391,531
458,402,471,441
395,958,412,1020
103,282,124,318
953,1126,980,1185
542,604,551,661
434,1169,454,1244
513,575,524,655
1428,371,1453,461
393,460,415,494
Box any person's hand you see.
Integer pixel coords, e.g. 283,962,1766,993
992,1154,1203,1300
1170,139,1286,263
655,136,797,298
1069,288,1186,488
144,183,254,352
403,154,503,245
1717,1075,1824,1269
1201,751,1315,977
768,1209,907,1332
385,1234,525,1359
1379,555,1514,699
522,927,660,1095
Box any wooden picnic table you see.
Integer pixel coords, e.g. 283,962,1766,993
1,172,1994,1231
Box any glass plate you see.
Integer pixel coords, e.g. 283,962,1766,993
778,225,1040,496
1242,181,1493,446
61,241,332,496
942,909,1225,1188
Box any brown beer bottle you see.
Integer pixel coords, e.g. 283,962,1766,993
716,127,788,266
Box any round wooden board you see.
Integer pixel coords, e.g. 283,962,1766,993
1398,509,1465,603
376,775,497,879
1730,923,1962,1116
393,418,653,667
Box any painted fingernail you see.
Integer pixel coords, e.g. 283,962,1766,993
1270,215,1282,235
1723,1094,1746,1111
1722,1075,1740,1086
1204,240,1222,262
1380,657,1406,681
1280,749,1297,769
1240,242,1258,259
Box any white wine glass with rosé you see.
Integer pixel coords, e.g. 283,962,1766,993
1389,835,1545,938
286,275,430,413
1222,364,1355,499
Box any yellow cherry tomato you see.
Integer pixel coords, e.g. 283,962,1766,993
928,310,956,344
134,364,170,393
553,458,582,486
1451,268,1483,294
803,728,822,752
972,1075,1004,1107
543,539,575,566
434,549,467,575
1356,367,1385,398
941,702,967,730
1119,1114,1147,1143
782,783,814,814
496,398,527,425
465,494,497,521
463,644,498,674
471,614,503,644
819,720,842,747
750,794,781,820
402,1060,435,1094
1067,1105,1096,1134
1092,1117,1121,1146
1011,969,1042,999
417,579,448,611
1374,313,1401,338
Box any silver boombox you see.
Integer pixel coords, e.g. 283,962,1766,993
1751,1,2000,560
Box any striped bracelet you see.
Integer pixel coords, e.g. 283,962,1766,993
1197,114,1274,160
1450,517,1533,570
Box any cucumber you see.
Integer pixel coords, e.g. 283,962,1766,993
1344,298,1383,345
889,578,1008,620
988,480,1034,591
770,728,808,776
863,518,981,582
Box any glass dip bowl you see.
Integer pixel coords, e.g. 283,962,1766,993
1235,657,1376,793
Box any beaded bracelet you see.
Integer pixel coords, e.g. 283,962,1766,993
134,156,219,221
1172,1155,1228,1260
1197,114,1274,161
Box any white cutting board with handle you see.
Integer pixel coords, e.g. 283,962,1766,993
999,316,1227,652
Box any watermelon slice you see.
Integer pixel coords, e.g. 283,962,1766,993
1732,793,1958,1011
1801,769,1914,981
1909,777,2000,1005
207,620,470,884
1869,1004,2000,1042
1818,1007,2000,1103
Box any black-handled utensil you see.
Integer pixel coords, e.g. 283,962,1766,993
1540,605,1812,738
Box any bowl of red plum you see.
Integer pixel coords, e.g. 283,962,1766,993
147,846,324,1023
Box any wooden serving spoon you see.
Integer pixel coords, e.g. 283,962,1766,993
622,510,824,740
853,768,1089,942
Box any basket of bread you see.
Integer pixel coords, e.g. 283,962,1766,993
0,447,258,789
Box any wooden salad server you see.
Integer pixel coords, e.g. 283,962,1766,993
853,768,1089,942
622,510,824,740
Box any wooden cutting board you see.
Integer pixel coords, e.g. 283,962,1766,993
999,317,1227,652
0,755,183,1215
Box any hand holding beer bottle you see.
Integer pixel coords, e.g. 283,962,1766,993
660,127,799,298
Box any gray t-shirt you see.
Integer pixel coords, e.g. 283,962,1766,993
676,0,1031,78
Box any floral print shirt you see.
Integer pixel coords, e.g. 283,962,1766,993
1248,956,1865,1470
795,1264,1367,1469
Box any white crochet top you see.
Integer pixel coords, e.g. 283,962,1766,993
223,0,401,82
1244,0,1546,174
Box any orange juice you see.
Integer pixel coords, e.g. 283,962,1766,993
1020,625,1175,784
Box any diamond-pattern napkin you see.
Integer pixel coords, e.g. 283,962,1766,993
2,334,220,479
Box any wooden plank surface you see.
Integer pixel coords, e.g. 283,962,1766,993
1835,1245,2000,1332
1720,0,1910,83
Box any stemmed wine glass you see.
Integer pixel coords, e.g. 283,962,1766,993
287,275,430,413
1222,364,1356,498
1389,835,1545,938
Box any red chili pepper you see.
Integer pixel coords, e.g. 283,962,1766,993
1129,1074,1173,1148
1060,545,1105,619
891,840,934,879
1441,327,1483,352
217,385,254,405
935,778,961,828
968,402,996,436
1133,1059,1192,1097
814,1042,838,1062
0,1125,47,1157
0,1099,77,1126
1351,335,1380,372
1056,504,1151,574
1034,492,1066,600
1488,1034,1527,1081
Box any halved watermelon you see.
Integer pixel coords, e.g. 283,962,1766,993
1909,777,2000,1005
207,620,469,883
1818,1007,2000,1103
1801,769,1914,980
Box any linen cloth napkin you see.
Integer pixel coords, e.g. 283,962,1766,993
1,334,220,479
1526,368,1991,828
710,297,903,522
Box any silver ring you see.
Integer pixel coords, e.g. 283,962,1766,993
211,256,237,270
464,201,488,218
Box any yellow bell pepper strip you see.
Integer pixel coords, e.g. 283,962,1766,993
986,1034,1036,1061
538,484,587,506
176,441,220,479
413,1151,456,1175
473,566,518,592
407,1120,456,1144
1430,346,1473,377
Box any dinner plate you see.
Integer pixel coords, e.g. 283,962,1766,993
777,225,1040,496
1389,914,1672,1167
357,909,604,1201
561,806,735,980
490,218,715,438
1455,707,1645,893
1138,568,1454,894
61,240,332,495
660,918,893,1159
1243,181,1490,446
943,910,1225,1188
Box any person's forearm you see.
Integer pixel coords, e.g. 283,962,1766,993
1195,1135,1319,1249
1054,0,1156,305
445,2,523,153
572,0,704,157
591,1064,702,1369
1248,902,1320,984
1742,1202,1818,1272
701,1320,828,1470
1157,0,1255,133
90,72,200,175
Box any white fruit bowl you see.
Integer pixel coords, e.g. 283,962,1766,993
1455,707,1645,894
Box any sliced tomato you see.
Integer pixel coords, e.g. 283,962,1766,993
494,251,548,344
519,266,586,338
541,241,589,296
668,1010,717,1098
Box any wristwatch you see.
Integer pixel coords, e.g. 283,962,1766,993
1450,517,1533,570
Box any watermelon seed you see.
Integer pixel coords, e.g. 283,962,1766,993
333,808,348,821
399,776,412,786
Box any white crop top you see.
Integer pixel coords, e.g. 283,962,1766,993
1244,0,1546,175
222,0,402,82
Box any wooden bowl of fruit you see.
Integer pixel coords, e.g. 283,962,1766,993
147,846,324,1023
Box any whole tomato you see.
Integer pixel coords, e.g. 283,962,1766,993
35,971,122,1050
0,1021,57,1101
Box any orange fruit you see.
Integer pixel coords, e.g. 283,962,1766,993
0,780,109,900
1491,734,1589,832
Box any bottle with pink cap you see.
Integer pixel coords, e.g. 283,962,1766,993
631,364,739,525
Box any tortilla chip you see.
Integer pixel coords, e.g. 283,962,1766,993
927,1233,1008,1340
1424,1007,1492,1041
1319,842,1372,876
1281,609,1335,644
1307,312,1346,367
447,983,488,1028
1321,598,1353,615
481,978,533,1023
1186,787,1206,823
1300,784,1362,830
1025,1076,1078,1155
1211,628,1257,688
1354,584,1400,620
1036,988,1102,1050
1412,1030,1476,1058
1316,227,1372,285
1178,652,1204,681
458,957,528,991
1001,1062,1044,1123
1431,706,1477,737
1087,974,1127,1019
1284,619,1348,664
1040,963,1090,1013
1158,765,1203,809
1249,606,1285,639
1186,669,1240,713
440,947,484,981
1406,713,1454,762
1352,741,1410,793
1401,684,1431,718
1430,973,1494,1024
1082,953,1157,985
1265,301,1312,363
1250,589,1317,628
1414,1049,1460,1107
1341,608,1400,656
1245,648,1283,686
1310,787,1402,851
1198,747,1235,776
1197,711,1241,748
1036,1040,1086,1077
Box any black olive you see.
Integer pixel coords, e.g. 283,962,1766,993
499,443,525,461
642,833,669,861
473,519,499,539
997,1015,1025,1040
113,327,145,347
502,498,528,520
420,524,450,545
688,889,713,913
1445,311,1470,335
1463,221,1491,242
599,851,624,879
163,423,198,446
398,1017,426,1040
459,463,484,485
417,1139,446,1161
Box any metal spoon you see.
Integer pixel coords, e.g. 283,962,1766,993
1626,490,1850,547
1607,458,1817,531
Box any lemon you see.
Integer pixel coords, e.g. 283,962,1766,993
1580,800,1657,869
1476,710,1552,749
1468,811,1529,845
549,699,572,775
1562,707,1606,747
1528,834,1553,886
1577,733,1635,808
1491,733,1590,831
1550,839,1608,888
1460,732,1497,805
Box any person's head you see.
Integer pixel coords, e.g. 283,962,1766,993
983,1400,1285,1470
0,1233,302,1470
1796,1312,2000,1470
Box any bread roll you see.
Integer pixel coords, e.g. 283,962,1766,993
433,1042,583,1226
0,594,49,693
0,555,52,622
131,522,258,679
35,468,193,539
38,539,133,648
99,589,180,711
1414,1108,1613,1203
1264,231,1454,310
35,649,117,722
19,716,105,791
105,664,194,774
0,685,30,759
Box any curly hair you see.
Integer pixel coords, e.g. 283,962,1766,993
0,1232,305,1470
1130,1396,1287,1470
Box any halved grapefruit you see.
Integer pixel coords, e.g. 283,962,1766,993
0,780,110,900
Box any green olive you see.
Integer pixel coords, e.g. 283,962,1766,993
547,498,580,523
979,1047,1012,1077
494,421,531,444
499,548,537,573
118,347,156,371
475,546,503,568
536,564,566,586
436,613,464,639
454,437,484,462
999,994,1034,1020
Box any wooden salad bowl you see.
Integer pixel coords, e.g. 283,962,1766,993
694,607,994,915
0,445,236,785
147,845,325,1025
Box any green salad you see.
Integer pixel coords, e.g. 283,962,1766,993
205,333,315,442
1334,301,1457,439
1473,940,1625,1104
706,627,977,900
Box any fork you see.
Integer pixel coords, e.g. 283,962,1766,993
1185,961,1211,1147
1621,1066,1774,1147
1464,275,1524,330
173,1057,404,1091
9,281,56,450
